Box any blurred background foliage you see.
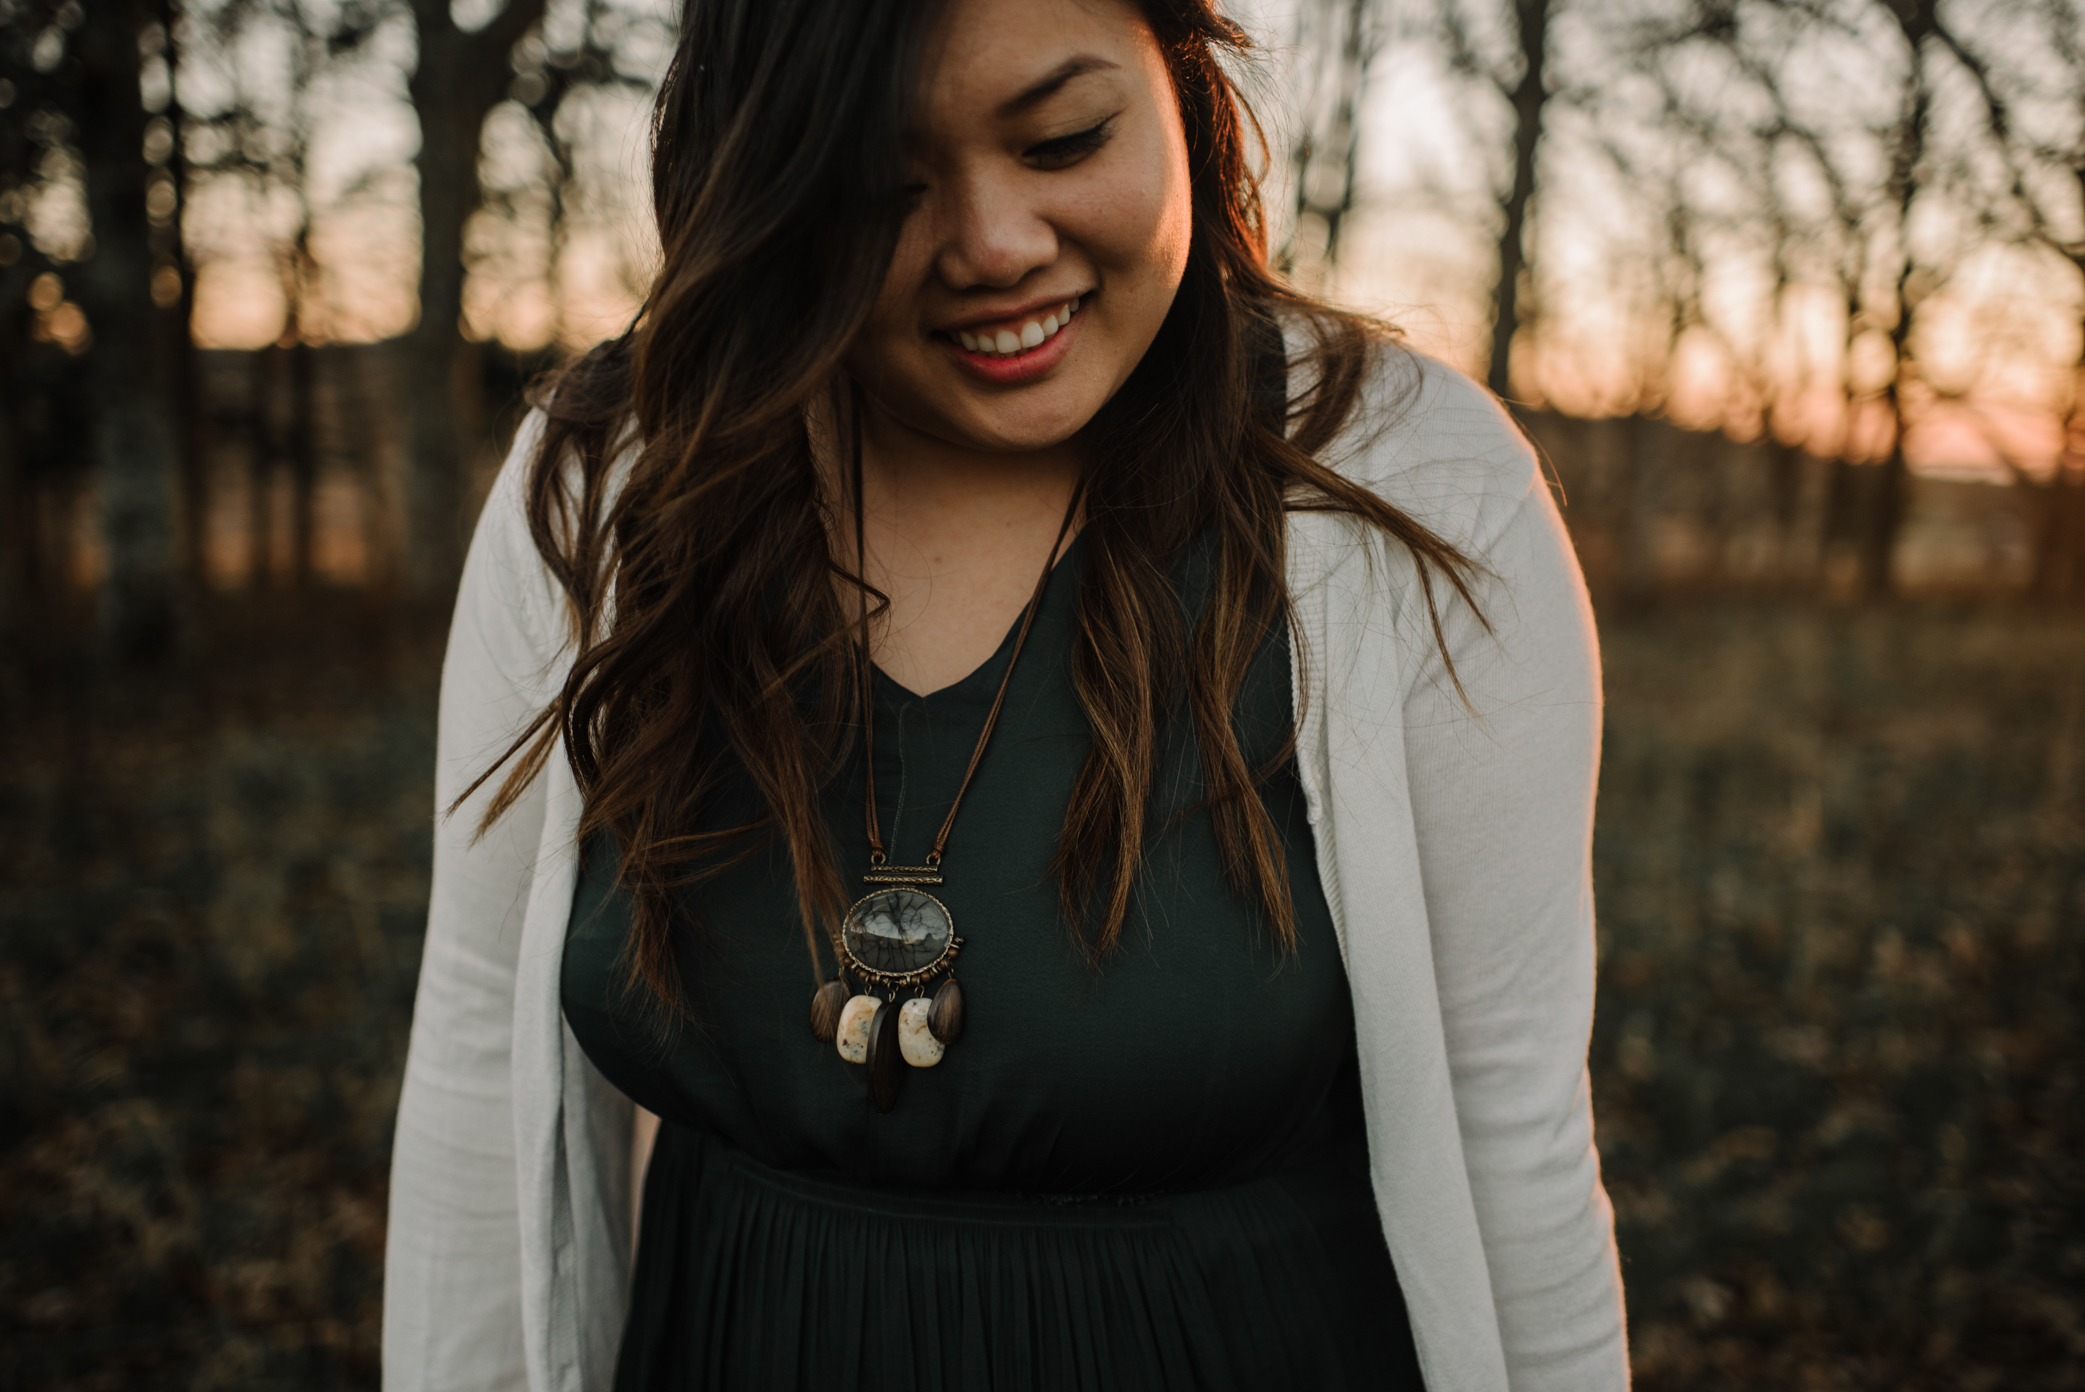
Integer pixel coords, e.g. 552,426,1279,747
1,0,2081,1386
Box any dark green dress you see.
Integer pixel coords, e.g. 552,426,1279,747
563,530,1424,1391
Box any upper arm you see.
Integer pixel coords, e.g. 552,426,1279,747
1369,362,1625,1385
384,413,567,1391
420,409,567,1094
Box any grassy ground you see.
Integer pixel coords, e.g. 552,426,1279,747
0,601,2079,1389
0,615,443,1390
1593,605,2084,1389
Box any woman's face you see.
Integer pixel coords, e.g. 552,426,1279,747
843,0,1193,454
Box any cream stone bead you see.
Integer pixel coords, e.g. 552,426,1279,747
898,997,944,1067
834,994,879,1064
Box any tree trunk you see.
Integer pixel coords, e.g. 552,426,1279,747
2028,398,2085,604
1859,444,1909,598
1284,0,1372,279
1861,0,1936,599
289,340,318,587
1862,291,1919,598
1766,436,1802,581
0,337,24,655
1488,0,1549,399
249,349,275,587
75,0,181,664
1617,415,1659,609
155,0,207,595
401,0,546,598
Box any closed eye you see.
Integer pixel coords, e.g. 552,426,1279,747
1026,117,1116,169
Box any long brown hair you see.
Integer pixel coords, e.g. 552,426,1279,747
464,0,1483,1016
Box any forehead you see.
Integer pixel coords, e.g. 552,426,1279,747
916,0,1152,125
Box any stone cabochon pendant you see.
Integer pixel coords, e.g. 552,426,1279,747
843,887,956,981
817,884,966,1110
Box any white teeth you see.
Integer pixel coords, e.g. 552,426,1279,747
955,297,1086,357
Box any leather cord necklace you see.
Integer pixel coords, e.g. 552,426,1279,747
808,437,1086,1113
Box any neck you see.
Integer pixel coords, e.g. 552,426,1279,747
814,384,1086,698
854,397,1084,529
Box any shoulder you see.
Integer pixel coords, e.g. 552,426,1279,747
454,409,571,671
468,409,554,594
1318,343,1546,560
467,405,644,642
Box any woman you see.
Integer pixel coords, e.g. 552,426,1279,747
382,0,1627,1387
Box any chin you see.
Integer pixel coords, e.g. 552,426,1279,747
858,343,1120,454
882,374,1102,453
945,401,1097,453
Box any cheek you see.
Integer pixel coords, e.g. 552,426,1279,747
1079,132,1192,299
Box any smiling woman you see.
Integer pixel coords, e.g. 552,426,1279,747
380,0,1630,1389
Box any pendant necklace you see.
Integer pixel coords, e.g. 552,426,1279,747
808,451,1086,1113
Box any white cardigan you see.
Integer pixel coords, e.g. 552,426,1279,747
381,349,1629,1392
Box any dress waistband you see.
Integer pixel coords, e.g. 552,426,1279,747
655,1120,1362,1232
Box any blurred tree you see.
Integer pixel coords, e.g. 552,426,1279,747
2,0,201,662
402,0,546,596
1932,0,2085,603
1858,0,1940,598
66,0,184,660
255,0,331,590
1627,0,1957,597
187,0,388,589
0,1,75,651
148,0,205,597
1278,0,1378,284
495,0,663,348
1435,0,1558,399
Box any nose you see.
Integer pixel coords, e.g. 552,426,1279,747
932,169,1058,291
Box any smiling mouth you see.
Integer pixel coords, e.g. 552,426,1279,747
944,296,1084,358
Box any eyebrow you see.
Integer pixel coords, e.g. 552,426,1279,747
996,55,1121,119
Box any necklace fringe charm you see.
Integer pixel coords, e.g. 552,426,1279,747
865,998,903,1111
928,978,964,1045
834,994,879,1064
809,979,849,1044
898,998,943,1067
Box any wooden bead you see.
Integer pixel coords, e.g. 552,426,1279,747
898,998,943,1068
834,994,878,1064
809,979,849,1043
928,978,965,1045
865,999,902,1112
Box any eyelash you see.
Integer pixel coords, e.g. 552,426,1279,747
1028,119,1114,168
897,116,1117,201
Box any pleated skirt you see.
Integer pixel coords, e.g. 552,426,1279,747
615,1123,1424,1392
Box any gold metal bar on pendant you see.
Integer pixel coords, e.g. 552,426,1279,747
863,865,944,885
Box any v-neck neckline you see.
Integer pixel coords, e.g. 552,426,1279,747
868,528,1088,704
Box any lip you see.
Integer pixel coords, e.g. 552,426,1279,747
940,292,1088,336
938,295,1088,387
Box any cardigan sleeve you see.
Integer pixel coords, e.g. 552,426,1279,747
384,414,566,1392
1373,358,1629,1387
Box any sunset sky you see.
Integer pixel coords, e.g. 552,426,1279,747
124,0,2085,481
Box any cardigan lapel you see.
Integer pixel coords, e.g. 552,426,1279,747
1285,509,1511,1392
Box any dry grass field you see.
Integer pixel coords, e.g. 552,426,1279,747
1593,605,2083,1390
0,600,2079,1390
